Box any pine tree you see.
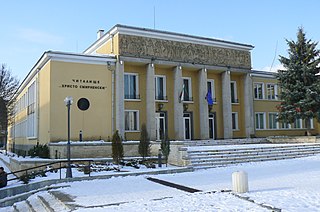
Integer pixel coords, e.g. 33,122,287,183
111,130,123,165
139,124,150,161
161,136,170,167
277,27,320,133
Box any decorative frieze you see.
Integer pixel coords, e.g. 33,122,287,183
119,34,251,69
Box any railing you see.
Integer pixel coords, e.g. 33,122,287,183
124,94,140,100
7,159,94,182
155,95,168,101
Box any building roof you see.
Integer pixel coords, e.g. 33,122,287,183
84,24,254,54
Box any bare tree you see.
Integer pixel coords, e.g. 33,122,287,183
0,64,19,150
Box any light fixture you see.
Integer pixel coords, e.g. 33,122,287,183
64,96,73,178
158,103,164,111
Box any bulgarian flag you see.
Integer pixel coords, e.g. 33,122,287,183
179,84,185,103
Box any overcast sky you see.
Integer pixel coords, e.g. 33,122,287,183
1,0,319,80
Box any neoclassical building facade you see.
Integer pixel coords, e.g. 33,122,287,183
7,25,318,152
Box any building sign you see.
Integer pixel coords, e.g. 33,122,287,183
119,34,251,69
60,79,106,90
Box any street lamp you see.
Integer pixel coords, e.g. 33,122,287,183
64,96,73,178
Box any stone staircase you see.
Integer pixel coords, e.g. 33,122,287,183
6,190,73,212
185,143,320,169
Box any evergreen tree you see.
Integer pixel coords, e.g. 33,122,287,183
111,130,123,165
161,136,170,167
277,27,320,133
0,64,19,148
138,124,150,161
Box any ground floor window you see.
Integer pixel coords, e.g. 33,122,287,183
232,112,239,130
125,110,139,131
268,113,279,129
255,112,266,130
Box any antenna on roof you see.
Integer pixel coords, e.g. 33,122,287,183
269,41,278,72
153,6,156,29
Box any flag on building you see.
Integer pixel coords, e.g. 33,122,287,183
179,84,185,103
206,87,213,106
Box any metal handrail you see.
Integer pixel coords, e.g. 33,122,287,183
7,159,94,182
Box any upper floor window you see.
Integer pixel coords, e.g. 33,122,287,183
124,73,139,100
230,81,238,103
155,75,167,100
207,79,216,103
267,84,278,100
254,83,264,99
182,77,193,101
27,81,37,138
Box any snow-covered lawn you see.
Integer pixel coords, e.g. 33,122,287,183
46,155,320,211
2,149,320,211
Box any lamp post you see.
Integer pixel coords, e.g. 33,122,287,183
64,96,73,178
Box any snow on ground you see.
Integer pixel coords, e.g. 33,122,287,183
2,148,320,211
45,155,320,211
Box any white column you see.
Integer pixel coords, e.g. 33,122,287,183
146,63,156,140
243,73,255,137
221,70,233,139
198,68,209,139
173,66,184,140
115,61,125,138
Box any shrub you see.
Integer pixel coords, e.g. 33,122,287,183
112,130,123,165
139,124,150,161
28,144,50,158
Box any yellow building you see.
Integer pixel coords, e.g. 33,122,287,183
7,25,318,154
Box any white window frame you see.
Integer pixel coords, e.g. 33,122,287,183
124,110,140,132
254,82,265,100
255,112,266,130
268,112,279,129
155,75,167,101
124,73,139,100
293,118,303,129
182,77,193,102
232,112,239,131
230,81,238,103
207,79,216,103
266,83,278,100
27,81,37,139
280,120,291,129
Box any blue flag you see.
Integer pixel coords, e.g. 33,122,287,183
206,87,213,106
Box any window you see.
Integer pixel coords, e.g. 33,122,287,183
125,110,139,131
280,121,291,129
293,118,302,129
255,112,266,130
254,83,264,99
155,75,167,100
232,112,239,130
207,79,216,103
230,81,238,103
306,118,314,129
183,77,192,101
124,73,139,99
267,84,278,100
268,113,279,129
27,82,37,138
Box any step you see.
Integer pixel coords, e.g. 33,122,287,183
37,191,70,212
191,154,311,168
25,195,46,212
188,149,320,160
187,144,320,154
186,146,320,157
190,152,317,164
